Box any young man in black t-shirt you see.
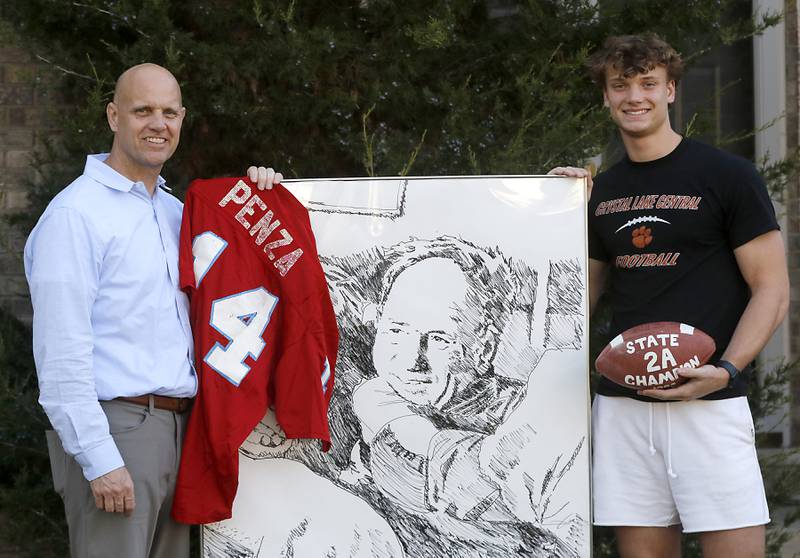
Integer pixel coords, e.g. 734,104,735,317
552,35,789,558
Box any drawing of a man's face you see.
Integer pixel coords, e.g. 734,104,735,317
373,258,468,406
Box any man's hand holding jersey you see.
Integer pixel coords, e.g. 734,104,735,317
247,166,284,190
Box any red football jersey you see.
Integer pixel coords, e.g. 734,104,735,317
172,177,338,524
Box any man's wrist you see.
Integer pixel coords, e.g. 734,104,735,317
715,359,740,387
77,438,125,481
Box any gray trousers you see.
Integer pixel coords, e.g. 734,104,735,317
46,399,189,558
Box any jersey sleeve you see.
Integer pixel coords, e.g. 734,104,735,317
723,160,779,248
271,290,338,452
178,190,197,294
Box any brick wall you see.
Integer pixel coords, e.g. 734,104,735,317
0,45,60,323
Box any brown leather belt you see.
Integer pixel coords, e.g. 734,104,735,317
116,395,193,414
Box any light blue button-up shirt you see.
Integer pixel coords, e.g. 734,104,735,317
24,154,196,481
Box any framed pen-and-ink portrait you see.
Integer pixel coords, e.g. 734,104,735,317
202,176,591,558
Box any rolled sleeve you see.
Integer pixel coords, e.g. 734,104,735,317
25,207,123,480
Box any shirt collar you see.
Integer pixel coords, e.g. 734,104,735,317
84,153,167,193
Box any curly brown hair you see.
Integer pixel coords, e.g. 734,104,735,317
587,33,684,89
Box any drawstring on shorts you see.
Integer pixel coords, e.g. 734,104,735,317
648,403,656,455
666,403,677,478
647,401,678,478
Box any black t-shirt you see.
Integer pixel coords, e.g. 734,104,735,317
588,138,779,401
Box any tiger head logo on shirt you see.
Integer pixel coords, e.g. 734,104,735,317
631,226,653,248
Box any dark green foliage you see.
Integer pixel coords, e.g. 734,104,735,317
0,306,67,557
0,1,796,557
0,0,780,231
752,363,800,558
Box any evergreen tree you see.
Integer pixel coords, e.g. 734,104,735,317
0,0,780,228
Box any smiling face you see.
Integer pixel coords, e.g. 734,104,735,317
603,65,675,140
372,257,469,406
105,64,185,187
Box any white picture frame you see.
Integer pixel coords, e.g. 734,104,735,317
202,176,591,558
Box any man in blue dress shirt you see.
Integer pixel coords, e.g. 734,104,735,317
24,63,281,557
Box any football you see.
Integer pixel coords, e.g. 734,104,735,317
595,322,716,390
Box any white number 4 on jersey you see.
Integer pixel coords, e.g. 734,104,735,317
193,232,279,386
205,287,279,386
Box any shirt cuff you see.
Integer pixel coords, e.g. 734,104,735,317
74,438,125,481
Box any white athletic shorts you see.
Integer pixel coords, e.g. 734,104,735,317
592,394,769,533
